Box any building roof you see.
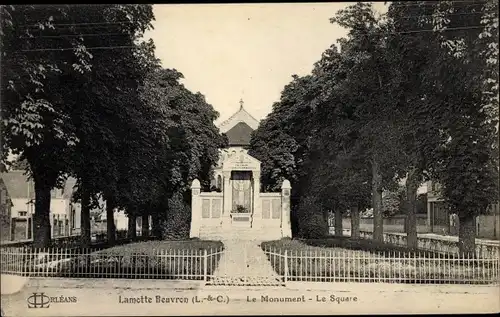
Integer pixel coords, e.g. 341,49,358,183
0,170,34,199
218,99,259,133
0,170,77,200
0,178,13,206
217,99,260,147
225,122,254,146
62,177,77,200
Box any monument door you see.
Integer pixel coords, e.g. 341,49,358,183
231,171,252,212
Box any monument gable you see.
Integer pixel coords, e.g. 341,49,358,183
222,149,261,171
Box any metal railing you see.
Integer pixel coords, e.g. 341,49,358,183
0,246,224,280
263,246,500,285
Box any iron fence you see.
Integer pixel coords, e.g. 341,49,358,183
263,246,500,285
0,246,224,280
2,244,498,285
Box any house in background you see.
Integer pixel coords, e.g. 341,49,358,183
0,170,82,240
0,178,13,241
427,180,500,239
98,209,129,231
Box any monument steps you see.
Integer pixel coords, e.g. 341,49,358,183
199,227,283,241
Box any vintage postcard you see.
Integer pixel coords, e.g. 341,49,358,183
1,2,499,316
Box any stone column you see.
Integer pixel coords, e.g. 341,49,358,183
427,201,432,232
222,171,232,229
281,179,292,238
252,170,262,229
189,179,201,238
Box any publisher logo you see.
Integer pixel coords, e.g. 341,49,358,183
27,292,50,308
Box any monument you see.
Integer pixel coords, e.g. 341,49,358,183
190,100,292,240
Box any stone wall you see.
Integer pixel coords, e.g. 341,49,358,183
341,215,429,233
350,230,499,258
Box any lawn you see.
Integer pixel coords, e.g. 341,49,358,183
261,239,499,284
96,239,223,255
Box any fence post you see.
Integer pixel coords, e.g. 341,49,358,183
284,249,288,285
203,249,208,282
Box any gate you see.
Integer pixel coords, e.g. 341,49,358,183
205,240,285,287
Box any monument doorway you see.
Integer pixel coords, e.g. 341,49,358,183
231,171,253,212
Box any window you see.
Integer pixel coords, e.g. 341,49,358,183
0,189,5,204
71,206,76,229
217,175,222,190
18,211,27,217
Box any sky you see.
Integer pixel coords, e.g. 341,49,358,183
144,2,389,124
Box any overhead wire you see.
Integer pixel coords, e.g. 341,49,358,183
7,2,496,53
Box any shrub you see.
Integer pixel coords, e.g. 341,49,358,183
235,205,248,213
300,213,329,239
161,193,191,240
296,196,328,239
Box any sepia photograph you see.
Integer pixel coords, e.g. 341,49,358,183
0,1,499,316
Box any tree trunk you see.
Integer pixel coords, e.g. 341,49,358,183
372,156,384,242
141,214,150,237
405,168,419,249
127,213,137,240
350,204,360,239
334,207,343,237
105,197,116,246
152,213,162,238
458,214,476,257
322,206,329,225
80,182,91,248
32,181,52,248
322,206,330,236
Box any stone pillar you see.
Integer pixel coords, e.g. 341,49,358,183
252,170,262,229
222,171,232,229
281,179,292,238
190,179,201,238
427,201,432,232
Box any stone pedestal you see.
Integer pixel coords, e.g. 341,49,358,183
189,179,201,238
281,179,292,238
252,171,262,229
222,172,232,230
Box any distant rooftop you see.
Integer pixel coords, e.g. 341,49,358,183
0,170,77,199
218,99,259,147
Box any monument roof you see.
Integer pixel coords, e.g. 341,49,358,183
218,99,259,134
225,122,254,147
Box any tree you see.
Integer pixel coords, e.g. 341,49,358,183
329,3,405,242
250,5,401,240
1,5,90,247
249,74,324,236
249,112,299,192
7,157,29,171
135,68,225,238
1,5,158,247
387,0,499,254
307,43,373,239
49,4,157,247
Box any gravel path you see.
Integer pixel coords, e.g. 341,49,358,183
210,240,282,286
